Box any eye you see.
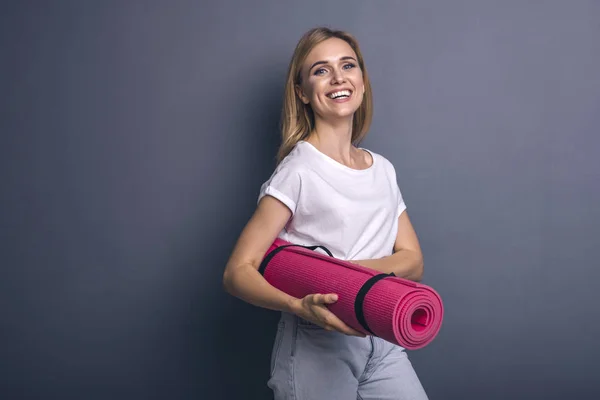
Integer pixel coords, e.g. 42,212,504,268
343,63,356,70
314,68,327,76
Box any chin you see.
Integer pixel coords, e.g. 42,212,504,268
331,105,361,119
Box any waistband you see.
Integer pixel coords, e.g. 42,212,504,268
280,311,323,329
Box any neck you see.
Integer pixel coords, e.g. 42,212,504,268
307,116,355,164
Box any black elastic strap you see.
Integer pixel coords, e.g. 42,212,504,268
354,272,395,334
258,243,333,276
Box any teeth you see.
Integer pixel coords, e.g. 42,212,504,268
328,90,351,99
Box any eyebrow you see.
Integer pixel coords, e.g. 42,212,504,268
309,56,357,73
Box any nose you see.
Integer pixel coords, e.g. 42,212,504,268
331,67,346,84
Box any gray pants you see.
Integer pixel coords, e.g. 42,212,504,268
268,312,429,400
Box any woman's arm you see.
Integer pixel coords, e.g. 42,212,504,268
352,211,424,281
222,195,365,336
222,195,300,312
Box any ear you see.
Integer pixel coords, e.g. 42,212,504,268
295,84,310,105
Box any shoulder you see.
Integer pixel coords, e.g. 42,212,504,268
272,141,320,176
363,147,397,174
261,141,315,189
280,140,312,165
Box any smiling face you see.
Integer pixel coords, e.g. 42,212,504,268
295,37,365,122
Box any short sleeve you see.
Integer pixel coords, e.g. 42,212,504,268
397,184,407,217
257,159,302,215
386,158,407,218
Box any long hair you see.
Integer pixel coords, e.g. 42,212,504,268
276,27,373,164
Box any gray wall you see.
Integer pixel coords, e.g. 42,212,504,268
2,1,599,399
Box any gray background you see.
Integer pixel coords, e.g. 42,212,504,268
2,1,599,399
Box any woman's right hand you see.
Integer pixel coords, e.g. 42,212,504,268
291,293,366,337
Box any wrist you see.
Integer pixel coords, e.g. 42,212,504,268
285,296,302,315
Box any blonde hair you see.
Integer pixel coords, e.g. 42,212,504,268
276,27,373,164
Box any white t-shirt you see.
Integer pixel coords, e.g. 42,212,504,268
257,140,406,261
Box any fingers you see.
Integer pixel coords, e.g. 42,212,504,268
328,316,366,337
309,293,338,305
315,307,366,338
303,293,366,337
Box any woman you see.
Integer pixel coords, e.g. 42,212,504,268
223,27,429,400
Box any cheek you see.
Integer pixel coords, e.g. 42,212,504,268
312,81,329,99
345,73,363,94
354,74,365,92
300,83,317,103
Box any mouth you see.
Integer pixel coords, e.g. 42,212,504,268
326,89,353,100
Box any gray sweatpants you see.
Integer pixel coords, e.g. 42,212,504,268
267,312,429,400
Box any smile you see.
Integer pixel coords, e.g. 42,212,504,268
327,89,352,100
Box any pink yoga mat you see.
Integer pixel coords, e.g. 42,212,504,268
259,239,444,350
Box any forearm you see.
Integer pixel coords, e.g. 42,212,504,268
353,249,424,281
223,263,300,313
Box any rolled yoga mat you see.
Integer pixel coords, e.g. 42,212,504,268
259,238,444,350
